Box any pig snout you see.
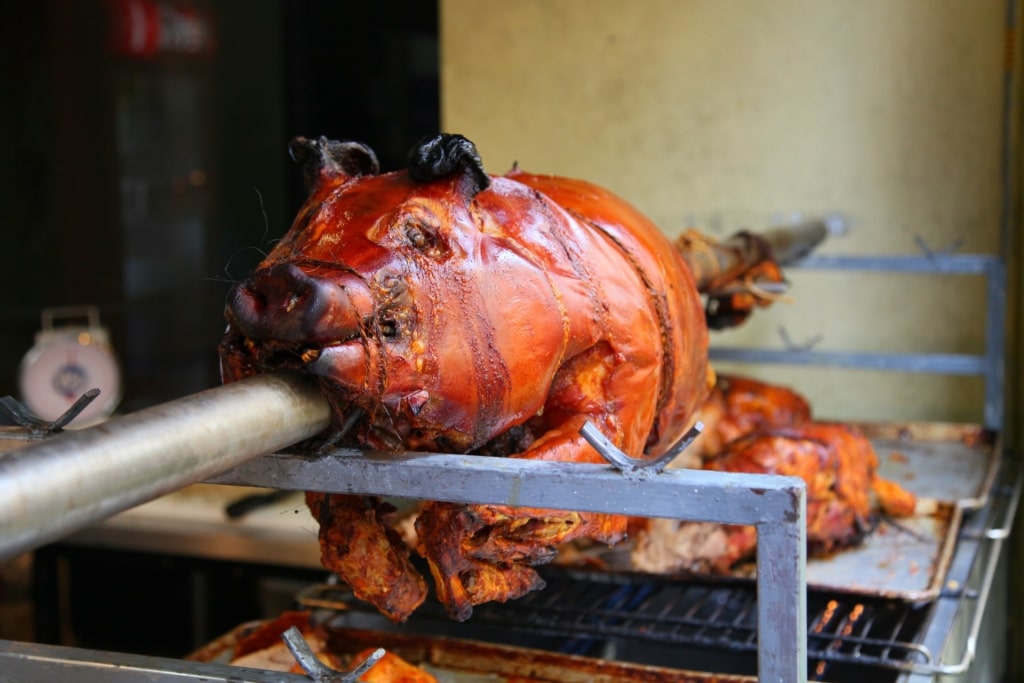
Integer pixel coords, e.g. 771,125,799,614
227,263,375,344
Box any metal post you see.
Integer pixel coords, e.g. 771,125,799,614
0,372,331,561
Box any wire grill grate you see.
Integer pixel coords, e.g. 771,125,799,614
299,567,933,676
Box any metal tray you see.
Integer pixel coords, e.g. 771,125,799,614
856,421,1001,509
559,500,961,606
733,501,961,604
717,420,993,602
190,615,756,683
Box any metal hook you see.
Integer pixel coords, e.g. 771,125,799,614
914,234,964,259
777,326,822,352
0,388,101,437
282,626,385,683
580,420,703,474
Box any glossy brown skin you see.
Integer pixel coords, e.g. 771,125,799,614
220,141,710,621
691,374,812,459
704,422,917,565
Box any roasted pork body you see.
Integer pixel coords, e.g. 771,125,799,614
218,134,746,622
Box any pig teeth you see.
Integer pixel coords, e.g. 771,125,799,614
300,348,322,363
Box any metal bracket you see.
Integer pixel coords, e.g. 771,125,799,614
0,388,101,438
579,420,703,473
281,626,384,682
778,325,822,352
914,234,964,259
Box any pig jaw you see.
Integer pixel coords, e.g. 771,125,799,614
220,271,480,453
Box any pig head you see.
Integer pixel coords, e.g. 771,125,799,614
220,134,709,460
219,133,711,620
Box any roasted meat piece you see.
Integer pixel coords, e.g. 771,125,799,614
415,437,628,620
304,493,427,622
688,373,812,462
353,648,439,683
633,422,918,573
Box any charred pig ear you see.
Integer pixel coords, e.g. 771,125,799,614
289,136,380,190
407,133,491,199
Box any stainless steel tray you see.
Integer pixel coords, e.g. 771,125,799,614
731,502,961,604
734,421,993,602
857,422,1001,509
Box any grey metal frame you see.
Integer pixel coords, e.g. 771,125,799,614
709,253,1007,429
709,248,1015,681
895,463,1022,681
0,365,811,682
0,639,313,682
0,451,809,683
208,448,808,683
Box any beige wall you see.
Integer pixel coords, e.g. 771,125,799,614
440,0,1012,426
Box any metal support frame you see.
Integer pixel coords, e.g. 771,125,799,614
208,448,808,683
709,253,1007,429
708,249,1014,680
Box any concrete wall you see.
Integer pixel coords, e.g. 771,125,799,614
440,1,1012,426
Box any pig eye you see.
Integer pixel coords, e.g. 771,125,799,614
404,221,437,253
403,222,448,259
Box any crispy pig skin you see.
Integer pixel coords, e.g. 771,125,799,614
706,424,871,555
352,648,438,683
689,374,812,461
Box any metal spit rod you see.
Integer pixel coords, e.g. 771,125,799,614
0,372,330,561
679,216,840,294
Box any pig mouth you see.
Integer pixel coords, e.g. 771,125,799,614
222,321,392,375
220,263,417,447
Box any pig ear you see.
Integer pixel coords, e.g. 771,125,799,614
289,136,380,190
407,133,491,199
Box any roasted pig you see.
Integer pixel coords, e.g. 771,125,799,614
219,134,791,621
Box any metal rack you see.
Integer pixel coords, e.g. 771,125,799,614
709,249,1017,680
0,429,810,682
207,446,810,682
710,252,1007,429
289,459,1021,680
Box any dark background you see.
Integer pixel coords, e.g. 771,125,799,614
0,0,439,655
0,0,439,415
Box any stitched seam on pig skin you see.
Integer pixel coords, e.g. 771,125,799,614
563,208,675,454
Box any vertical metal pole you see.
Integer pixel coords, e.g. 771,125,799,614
756,489,808,683
983,259,1007,430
